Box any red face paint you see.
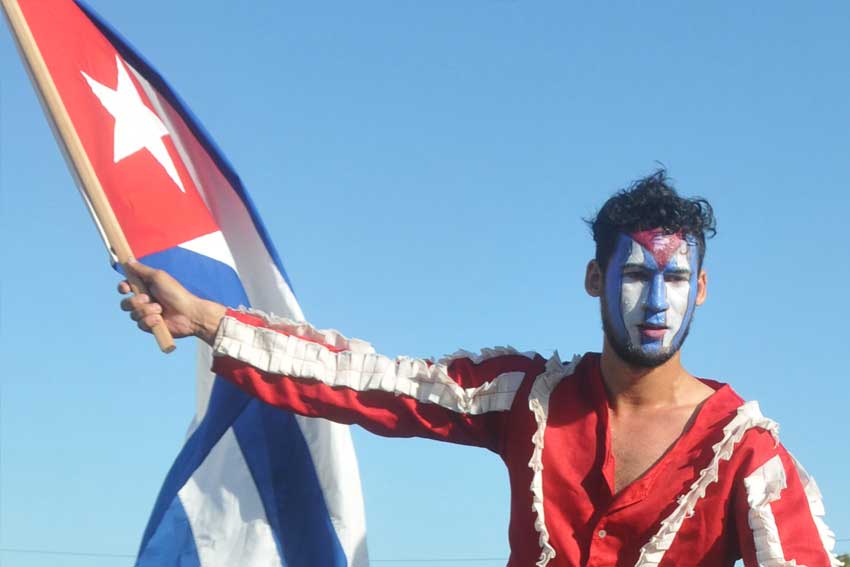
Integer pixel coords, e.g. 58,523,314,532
629,229,684,269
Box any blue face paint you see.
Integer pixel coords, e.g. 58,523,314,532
602,231,699,365
603,234,633,352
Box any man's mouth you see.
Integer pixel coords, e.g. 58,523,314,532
638,324,667,340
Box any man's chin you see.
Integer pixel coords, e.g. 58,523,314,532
611,342,678,369
603,324,681,368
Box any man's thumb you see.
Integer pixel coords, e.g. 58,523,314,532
125,259,157,282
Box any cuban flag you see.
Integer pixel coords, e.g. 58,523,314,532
6,1,368,565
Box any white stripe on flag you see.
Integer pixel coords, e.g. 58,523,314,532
294,415,369,566
178,428,283,567
179,231,239,273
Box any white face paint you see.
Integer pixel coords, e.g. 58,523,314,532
620,242,651,348
660,241,693,348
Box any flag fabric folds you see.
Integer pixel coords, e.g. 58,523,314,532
7,1,368,565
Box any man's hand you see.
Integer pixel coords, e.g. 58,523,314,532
118,261,227,346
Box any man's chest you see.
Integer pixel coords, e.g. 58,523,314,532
609,407,698,494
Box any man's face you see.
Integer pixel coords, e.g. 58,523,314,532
602,229,700,367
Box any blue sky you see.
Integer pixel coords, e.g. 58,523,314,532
1,1,848,565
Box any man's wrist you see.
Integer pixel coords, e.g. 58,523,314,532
194,300,227,346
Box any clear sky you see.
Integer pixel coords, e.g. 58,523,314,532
1,1,848,565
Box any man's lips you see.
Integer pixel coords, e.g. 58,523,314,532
638,325,668,340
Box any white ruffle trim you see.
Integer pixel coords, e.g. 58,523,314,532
526,352,582,567
234,307,376,353
792,457,844,567
213,309,528,415
745,455,798,566
634,401,780,567
438,346,537,365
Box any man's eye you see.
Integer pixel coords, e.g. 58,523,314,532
623,271,650,281
665,274,690,283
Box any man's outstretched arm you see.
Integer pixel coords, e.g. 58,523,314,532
118,261,542,451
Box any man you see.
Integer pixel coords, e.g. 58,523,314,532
120,171,840,566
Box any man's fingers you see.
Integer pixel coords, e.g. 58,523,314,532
126,261,180,301
137,313,163,333
129,303,162,322
120,294,151,312
121,261,166,294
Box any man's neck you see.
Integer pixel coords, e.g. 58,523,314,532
599,340,712,413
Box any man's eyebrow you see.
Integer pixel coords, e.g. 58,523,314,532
621,263,691,275
622,263,651,271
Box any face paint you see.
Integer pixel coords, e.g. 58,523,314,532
602,229,699,367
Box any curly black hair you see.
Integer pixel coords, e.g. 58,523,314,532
588,169,716,269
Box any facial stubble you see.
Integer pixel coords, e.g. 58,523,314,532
599,291,695,369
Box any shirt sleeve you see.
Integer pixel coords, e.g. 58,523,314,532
210,308,544,452
732,429,841,567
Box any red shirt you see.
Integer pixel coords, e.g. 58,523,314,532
212,309,840,567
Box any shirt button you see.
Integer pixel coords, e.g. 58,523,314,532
598,529,607,538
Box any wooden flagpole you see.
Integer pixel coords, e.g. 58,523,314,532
1,0,176,353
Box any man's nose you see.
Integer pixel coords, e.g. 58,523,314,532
645,273,669,313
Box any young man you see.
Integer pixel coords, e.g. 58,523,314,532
120,171,840,566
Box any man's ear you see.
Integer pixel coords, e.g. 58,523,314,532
585,260,603,297
695,269,707,306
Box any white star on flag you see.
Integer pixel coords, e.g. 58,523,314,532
82,55,185,192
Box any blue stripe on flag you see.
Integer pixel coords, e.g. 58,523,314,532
137,374,251,557
136,496,201,567
233,402,348,566
141,245,246,307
